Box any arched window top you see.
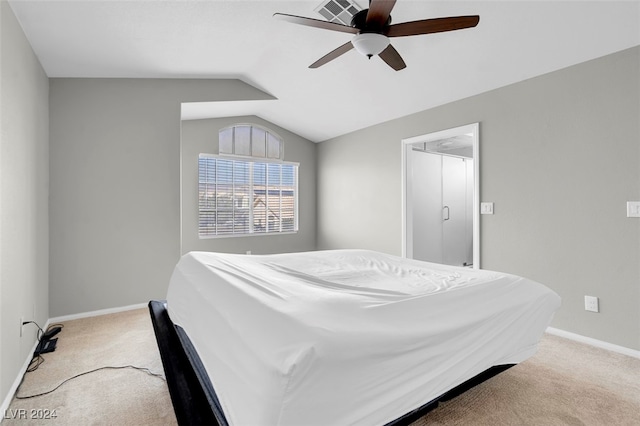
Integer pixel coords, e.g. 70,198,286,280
219,124,283,160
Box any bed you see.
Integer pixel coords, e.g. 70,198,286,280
150,249,560,426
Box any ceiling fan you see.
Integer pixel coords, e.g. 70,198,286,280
274,0,479,71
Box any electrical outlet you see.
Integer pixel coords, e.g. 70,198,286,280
584,295,599,313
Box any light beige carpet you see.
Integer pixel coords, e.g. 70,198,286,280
6,308,177,426
6,308,640,425
413,334,640,425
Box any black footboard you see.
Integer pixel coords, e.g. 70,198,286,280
148,300,220,426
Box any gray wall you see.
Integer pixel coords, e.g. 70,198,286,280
49,78,274,317
181,117,316,255
317,46,640,351
0,0,50,406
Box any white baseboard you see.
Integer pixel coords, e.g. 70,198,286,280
0,319,51,421
49,302,148,323
546,327,640,359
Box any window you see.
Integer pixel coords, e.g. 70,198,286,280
198,155,298,238
219,124,283,160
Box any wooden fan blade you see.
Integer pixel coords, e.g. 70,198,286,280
274,13,359,34
378,44,406,71
386,15,480,37
309,41,354,68
366,0,397,29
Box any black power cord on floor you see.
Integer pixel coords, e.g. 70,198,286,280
15,365,165,399
15,321,165,400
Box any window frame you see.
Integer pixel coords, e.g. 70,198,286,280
198,154,299,239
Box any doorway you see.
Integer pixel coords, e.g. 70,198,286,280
401,123,480,268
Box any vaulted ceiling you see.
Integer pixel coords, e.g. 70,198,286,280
8,0,640,142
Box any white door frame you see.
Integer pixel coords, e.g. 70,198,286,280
401,123,480,268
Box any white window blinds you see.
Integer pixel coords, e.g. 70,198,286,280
198,155,298,238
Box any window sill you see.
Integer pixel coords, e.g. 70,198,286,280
198,231,298,240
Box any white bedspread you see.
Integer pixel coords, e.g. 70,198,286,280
167,249,560,426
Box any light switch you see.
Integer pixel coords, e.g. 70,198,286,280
627,201,640,218
480,202,494,215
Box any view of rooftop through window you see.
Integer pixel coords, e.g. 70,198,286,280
198,156,298,237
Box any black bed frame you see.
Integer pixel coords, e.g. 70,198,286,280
149,300,513,426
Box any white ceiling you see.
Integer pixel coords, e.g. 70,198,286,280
8,0,640,142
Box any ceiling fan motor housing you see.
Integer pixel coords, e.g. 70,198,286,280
350,9,391,31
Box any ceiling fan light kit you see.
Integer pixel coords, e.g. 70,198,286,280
274,0,479,71
352,33,390,58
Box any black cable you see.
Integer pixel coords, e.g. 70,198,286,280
21,321,44,340
21,321,47,372
15,365,165,399
16,321,165,399
26,354,44,372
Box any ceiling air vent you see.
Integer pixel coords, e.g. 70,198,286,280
315,0,363,26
